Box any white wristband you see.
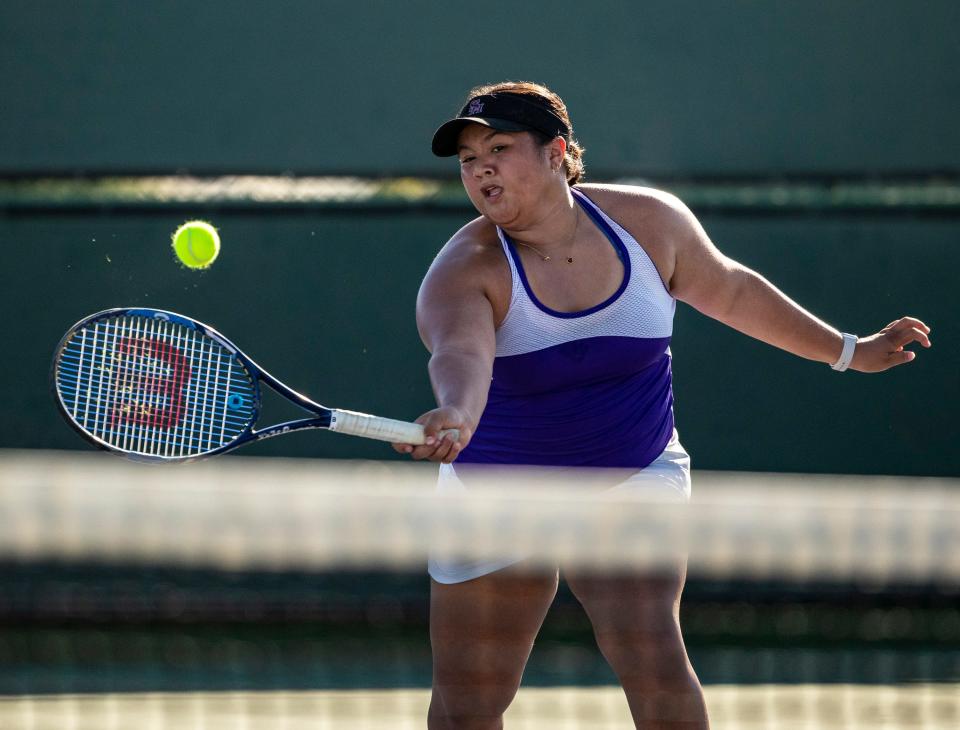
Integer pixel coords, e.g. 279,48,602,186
830,333,858,372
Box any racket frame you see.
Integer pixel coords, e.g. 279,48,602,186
51,308,425,462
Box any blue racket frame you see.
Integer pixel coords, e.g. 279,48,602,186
51,307,339,462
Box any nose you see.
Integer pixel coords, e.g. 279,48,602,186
473,155,494,178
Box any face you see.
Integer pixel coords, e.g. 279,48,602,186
456,123,564,228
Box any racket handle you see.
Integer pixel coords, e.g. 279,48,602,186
329,409,459,445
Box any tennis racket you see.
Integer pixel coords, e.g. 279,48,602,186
51,308,452,462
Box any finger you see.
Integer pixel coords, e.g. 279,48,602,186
430,442,455,463
889,325,932,350
886,349,917,368
898,316,931,334
437,431,463,464
420,418,465,448
409,437,460,463
411,427,456,459
418,419,447,447
886,317,931,335
409,442,441,460
410,438,449,461
436,427,461,442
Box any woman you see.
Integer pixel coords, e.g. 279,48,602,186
395,81,931,729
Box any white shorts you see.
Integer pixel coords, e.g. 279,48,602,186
428,430,691,584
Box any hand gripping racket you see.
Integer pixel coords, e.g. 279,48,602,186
51,308,453,462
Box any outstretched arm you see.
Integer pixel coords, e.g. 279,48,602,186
392,237,498,463
664,198,931,371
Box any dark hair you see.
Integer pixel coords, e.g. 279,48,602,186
465,81,585,185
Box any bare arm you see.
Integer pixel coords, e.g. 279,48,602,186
393,234,499,463
664,196,931,371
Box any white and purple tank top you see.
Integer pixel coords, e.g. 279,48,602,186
457,188,676,468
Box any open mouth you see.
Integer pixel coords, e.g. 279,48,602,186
482,185,503,200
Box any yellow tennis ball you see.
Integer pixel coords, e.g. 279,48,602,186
172,221,220,269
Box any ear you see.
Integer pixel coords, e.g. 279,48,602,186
546,136,567,171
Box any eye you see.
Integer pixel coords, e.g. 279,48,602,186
459,155,475,165
492,145,506,153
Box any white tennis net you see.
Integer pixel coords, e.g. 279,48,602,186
1,449,957,730
2,451,958,583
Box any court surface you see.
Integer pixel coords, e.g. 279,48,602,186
3,684,959,729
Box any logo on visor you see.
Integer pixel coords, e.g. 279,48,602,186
466,99,485,115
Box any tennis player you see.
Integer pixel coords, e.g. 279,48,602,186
396,81,931,729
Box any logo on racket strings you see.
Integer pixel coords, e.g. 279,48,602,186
110,337,191,429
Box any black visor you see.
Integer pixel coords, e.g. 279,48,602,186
431,92,570,157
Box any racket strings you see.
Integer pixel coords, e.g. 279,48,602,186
56,315,257,457
108,336,191,430
124,318,248,455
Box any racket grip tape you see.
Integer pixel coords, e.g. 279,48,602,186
329,409,459,445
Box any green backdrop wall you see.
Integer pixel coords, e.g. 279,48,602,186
1,1,958,177
1,1,955,475
1,204,954,476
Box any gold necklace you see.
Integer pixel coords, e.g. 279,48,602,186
514,208,580,264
